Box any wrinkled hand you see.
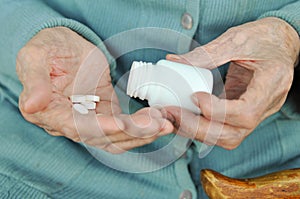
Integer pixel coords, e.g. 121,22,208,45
166,17,300,150
17,27,173,154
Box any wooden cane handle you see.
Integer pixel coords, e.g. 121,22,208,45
201,168,300,198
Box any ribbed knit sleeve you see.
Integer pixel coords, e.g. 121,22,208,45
0,0,115,100
259,1,300,35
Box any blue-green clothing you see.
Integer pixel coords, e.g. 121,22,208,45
1,0,300,198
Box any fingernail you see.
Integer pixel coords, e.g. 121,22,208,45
157,118,174,136
162,110,175,123
167,54,181,61
191,94,199,106
164,111,175,123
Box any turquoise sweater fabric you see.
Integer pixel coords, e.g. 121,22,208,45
1,1,300,199
1,0,300,99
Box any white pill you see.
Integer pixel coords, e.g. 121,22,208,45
73,103,89,114
81,101,97,110
85,95,100,102
70,95,87,103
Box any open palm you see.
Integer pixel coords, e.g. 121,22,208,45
17,27,173,154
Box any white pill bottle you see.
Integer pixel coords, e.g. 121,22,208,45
127,59,213,114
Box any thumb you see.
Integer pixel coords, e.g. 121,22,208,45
19,64,52,114
166,33,233,69
192,92,227,123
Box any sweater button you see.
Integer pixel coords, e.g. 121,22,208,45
179,190,193,199
181,13,193,30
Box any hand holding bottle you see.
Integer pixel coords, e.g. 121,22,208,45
166,17,300,150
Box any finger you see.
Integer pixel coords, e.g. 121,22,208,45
192,92,227,123
192,67,283,129
84,108,173,148
192,92,249,128
36,101,125,143
66,107,172,146
165,106,202,139
120,108,174,138
219,62,254,100
92,115,125,136
166,30,234,69
17,49,52,114
50,108,124,142
84,132,134,147
44,129,64,137
80,112,168,139
96,101,120,115
100,136,159,154
84,109,172,147
165,106,247,150
134,107,164,118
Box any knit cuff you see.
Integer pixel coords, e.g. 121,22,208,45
258,1,300,35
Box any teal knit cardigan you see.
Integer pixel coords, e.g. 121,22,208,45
1,0,300,103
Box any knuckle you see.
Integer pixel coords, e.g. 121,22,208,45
45,129,62,137
19,109,38,124
221,129,245,150
144,137,157,145
201,106,212,119
18,45,36,59
71,136,81,142
223,27,250,57
223,137,243,150
179,116,201,137
193,46,204,55
224,141,241,150
17,44,47,64
226,26,244,36
104,144,125,154
224,27,243,40
239,112,258,129
17,46,29,60
62,127,80,141
225,27,236,35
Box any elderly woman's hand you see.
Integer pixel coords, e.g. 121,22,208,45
166,17,300,150
17,27,173,154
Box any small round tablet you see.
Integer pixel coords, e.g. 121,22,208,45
70,95,86,103
85,95,100,102
73,103,89,114
81,101,97,110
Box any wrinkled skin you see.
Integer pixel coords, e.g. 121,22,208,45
166,17,300,150
17,27,173,154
